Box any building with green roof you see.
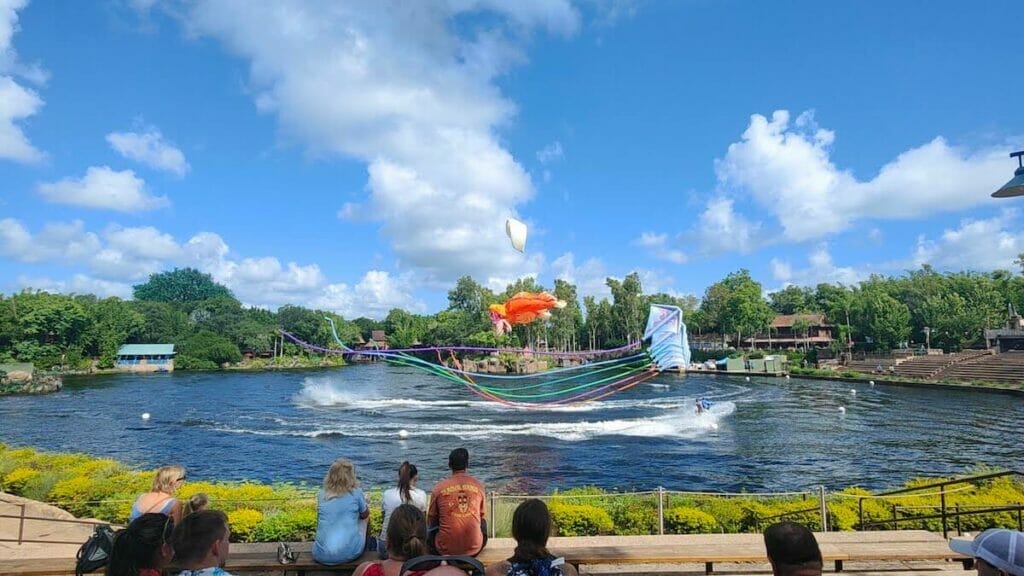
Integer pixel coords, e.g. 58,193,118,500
116,344,176,372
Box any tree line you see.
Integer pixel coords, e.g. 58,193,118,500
1,264,1023,371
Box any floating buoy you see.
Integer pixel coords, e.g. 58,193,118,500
850,389,857,395
785,374,790,379
838,406,846,413
745,376,750,382
869,381,875,386
141,413,150,420
398,429,409,439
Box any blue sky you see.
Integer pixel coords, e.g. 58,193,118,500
1,0,1022,318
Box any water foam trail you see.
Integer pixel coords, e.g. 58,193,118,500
212,401,737,442
291,374,700,413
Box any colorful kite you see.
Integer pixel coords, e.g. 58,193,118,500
488,291,566,335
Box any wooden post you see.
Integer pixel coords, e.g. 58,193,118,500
858,498,864,530
18,503,25,544
891,504,898,530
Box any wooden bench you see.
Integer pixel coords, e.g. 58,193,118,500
0,531,968,576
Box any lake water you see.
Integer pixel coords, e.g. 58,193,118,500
1,363,1020,494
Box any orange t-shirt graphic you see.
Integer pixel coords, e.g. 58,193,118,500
428,472,485,556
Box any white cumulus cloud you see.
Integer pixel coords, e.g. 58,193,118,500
2,217,426,318
36,166,169,212
17,274,132,299
0,0,45,163
912,209,1024,272
769,244,866,288
716,109,1010,242
107,128,190,176
179,1,579,285
633,231,687,263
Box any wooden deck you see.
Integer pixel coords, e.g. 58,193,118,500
0,530,968,576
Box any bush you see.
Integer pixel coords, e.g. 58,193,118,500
609,500,658,535
665,506,717,534
175,355,218,370
549,502,613,536
252,508,317,542
180,331,242,367
3,467,39,492
228,509,265,542
49,476,96,517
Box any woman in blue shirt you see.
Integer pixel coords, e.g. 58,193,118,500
313,458,371,565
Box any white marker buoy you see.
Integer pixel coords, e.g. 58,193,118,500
785,374,790,379
869,381,875,386
838,406,846,413
745,376,750,382
850,389,857,395
141,413,150,420
398,429,409,439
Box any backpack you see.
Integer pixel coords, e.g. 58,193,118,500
507,558,565,576
76,524,117,576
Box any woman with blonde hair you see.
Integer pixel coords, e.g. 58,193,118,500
313,458,371,565
129,465,185,524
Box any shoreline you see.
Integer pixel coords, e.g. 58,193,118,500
786,369,1024,396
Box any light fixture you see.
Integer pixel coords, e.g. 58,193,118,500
992,151,1024,198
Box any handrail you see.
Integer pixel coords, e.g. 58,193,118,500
875,470,1023,496
856,470,1024,537
860,503,1024,533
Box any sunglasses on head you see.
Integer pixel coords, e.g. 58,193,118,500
400,555,485,576
176,475,186,482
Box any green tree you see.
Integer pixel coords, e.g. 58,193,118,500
550,279,583,351
131,301,191,344
791,318,811,350
607,272,645,346
133,268,234,305
89,298,145,368
179,331,242,366
714,270,773,349
769,286,814,315
447,276,495,315
853,287,911,350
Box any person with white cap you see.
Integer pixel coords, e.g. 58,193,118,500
949,529,1024,576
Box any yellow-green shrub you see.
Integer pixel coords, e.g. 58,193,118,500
609,500,658,535
665,506,717,534
228,509,265,542
252,508,317,542
49,476,96,517
3,467,39,492
549,502,613,536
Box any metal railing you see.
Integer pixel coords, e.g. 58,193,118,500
856,470,1024,537
0,503,118,545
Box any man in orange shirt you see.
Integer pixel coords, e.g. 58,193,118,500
427,448,487,556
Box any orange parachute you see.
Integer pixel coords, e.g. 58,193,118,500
488,291,566,335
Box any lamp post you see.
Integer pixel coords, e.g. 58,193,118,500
924,326,931,352
992,151,1024,198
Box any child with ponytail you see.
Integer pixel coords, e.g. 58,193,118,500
377,461,427,558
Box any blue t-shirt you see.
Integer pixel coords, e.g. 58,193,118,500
313,488,368,565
